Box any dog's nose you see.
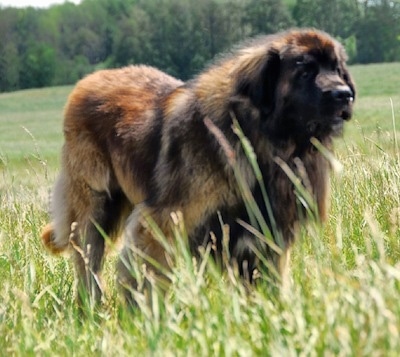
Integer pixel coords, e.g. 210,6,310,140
330,86,354,103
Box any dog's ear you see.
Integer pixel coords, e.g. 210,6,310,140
234,48,281,116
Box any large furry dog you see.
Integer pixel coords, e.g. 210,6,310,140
41,29,355,304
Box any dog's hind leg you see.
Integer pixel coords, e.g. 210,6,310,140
117,205,172,305
48,172,109,306
43,169,128,307
70,184,130,307
70,186,108,307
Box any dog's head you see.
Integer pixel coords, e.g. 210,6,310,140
233,29,355,144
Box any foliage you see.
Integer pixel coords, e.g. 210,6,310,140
356,0,400,63
293,0,360,39
0,0,400,92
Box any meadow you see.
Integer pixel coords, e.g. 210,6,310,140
0,62,400,356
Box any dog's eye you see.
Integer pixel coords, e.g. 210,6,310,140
295,59,317,80
299,64,317,80
301,69,312,79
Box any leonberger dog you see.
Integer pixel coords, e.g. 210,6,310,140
41,28,355,304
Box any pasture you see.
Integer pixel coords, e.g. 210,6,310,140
1,63,400,355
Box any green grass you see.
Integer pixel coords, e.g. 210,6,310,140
0,86,68,171
344,63,400,154
1,63,400,355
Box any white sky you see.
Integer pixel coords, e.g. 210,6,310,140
0,0,80,8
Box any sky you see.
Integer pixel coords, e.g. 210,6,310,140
0,0,80,8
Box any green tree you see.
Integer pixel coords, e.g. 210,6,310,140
356,0,400,63
112,5,154,68
245,0,294,36
293,0,360,38
20,43,56,88
0,8,20,91
197,0,246,58
0,42,20,91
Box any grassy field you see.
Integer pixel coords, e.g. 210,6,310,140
1,62,400,356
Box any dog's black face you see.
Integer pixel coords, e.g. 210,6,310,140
234,31,355,145
276,50,355,143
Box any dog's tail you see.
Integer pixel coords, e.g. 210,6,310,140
41,223,69,255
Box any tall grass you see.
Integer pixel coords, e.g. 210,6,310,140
1,63,400,355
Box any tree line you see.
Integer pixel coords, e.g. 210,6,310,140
0,0,399,92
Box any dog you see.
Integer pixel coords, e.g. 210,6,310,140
41,28,355,305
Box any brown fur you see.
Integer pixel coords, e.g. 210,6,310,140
41,29,355,304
